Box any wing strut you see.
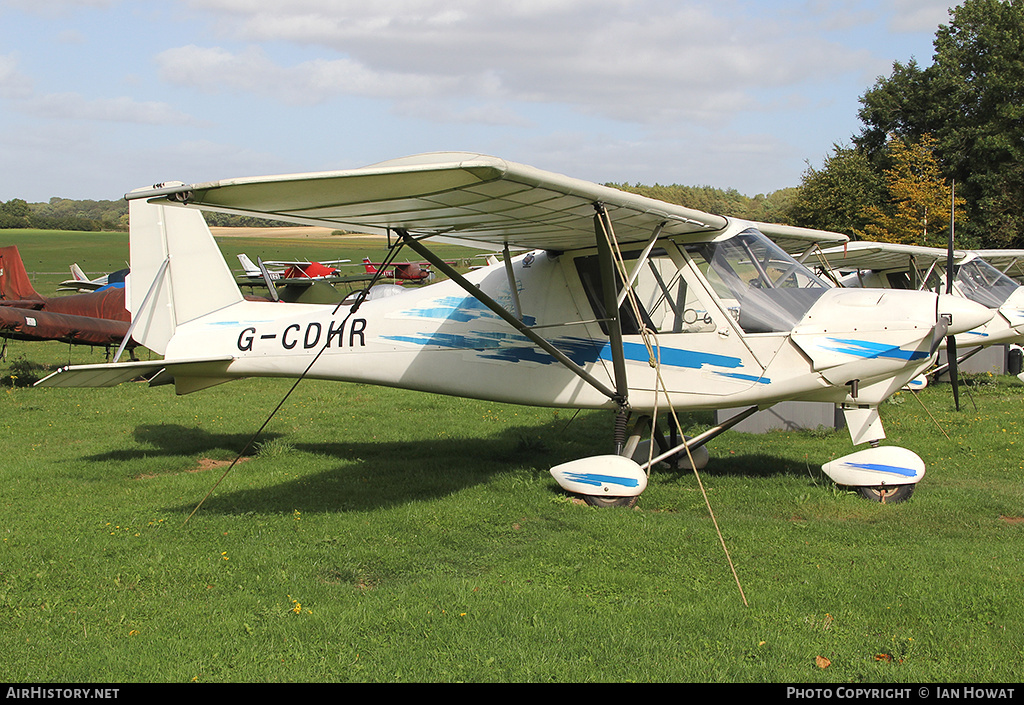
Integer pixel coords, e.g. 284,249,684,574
592,203,635,452
395,229,623,404
502,243,523,321
592,203,632,410
257,258,280,302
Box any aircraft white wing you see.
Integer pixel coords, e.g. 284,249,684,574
129,152,846,253
817,241,955,272
969,249,1024,280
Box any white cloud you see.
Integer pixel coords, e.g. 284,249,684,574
18,93,196,125
156,44,462,105
0,0,948,199
160,1,877,129
2,0,117,18
0,54,33,100
0,51,194,126
888,0,953,33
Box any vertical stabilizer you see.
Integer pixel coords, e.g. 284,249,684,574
127,196,244,355
0,246,44,301
69,263,88,282
237,253,260,275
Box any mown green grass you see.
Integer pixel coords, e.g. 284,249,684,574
2,231,1023,682
2,338,1023,683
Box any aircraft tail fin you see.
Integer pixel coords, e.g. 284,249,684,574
237,253,260,275
362,257,377,273
0,246,44,302
69,263,88,282
127,195,244,355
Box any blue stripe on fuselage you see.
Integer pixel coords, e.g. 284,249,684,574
563,472,640,489
821,337,930,362
844,461,918,478
381,333,768,382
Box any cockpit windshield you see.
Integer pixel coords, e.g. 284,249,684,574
955,258,1020,308
686,228,830,333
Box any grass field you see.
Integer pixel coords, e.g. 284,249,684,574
3,227,484,299
1,230,1023,683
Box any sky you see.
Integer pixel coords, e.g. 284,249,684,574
0,0,957,203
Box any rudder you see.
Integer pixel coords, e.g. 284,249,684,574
0,246,44,302
126,195,244,355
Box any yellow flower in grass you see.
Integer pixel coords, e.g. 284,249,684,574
288,595,310,615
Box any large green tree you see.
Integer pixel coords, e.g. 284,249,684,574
856,0,1024,246
858,135,966,246
785,144,884,235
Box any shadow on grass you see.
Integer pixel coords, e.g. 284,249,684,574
181,434,559,516
82,415,839,516
85,424,287,464
81,419,596,515
688,452,818,479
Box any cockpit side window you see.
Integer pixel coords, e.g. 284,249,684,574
574,246,718,336
955,259,1019,308
575,254,643,336
684,228,829,334
886,272,912,289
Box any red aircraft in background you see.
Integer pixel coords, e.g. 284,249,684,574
362,258,433,283
0,245,133,350
2,247,277,352
236,254,352,281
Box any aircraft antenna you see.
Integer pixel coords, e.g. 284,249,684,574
185,241,410,524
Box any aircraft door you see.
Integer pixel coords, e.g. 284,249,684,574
573,242,767,399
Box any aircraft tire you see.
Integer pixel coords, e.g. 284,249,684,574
582,494,639,508
854,484,915,504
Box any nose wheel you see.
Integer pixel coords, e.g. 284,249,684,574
855,484,915,503
583,494,639,508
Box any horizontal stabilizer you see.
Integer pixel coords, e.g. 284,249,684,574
35,356,234,389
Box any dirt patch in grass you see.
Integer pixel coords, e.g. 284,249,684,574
192,456,251,473
134,456,250,479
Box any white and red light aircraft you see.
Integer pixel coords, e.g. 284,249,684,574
36,153,993,505
237,253,352,281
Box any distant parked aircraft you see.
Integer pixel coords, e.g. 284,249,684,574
0,245,133,350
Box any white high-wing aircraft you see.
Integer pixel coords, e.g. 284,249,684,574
37,153,993,505
237,253,284,281
58,263,129,292
816,241,1024,393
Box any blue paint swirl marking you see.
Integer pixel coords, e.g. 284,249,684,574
563,472,641,489
821,337,929,362
843,461,918,478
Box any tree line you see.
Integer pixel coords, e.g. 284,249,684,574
620,1,1024,250
0,197,288,232
787,0,1024,249
0,197,128,231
